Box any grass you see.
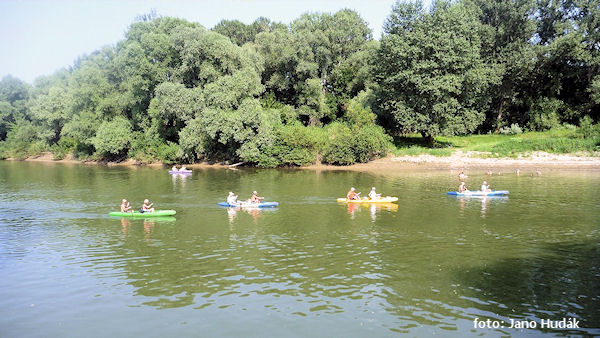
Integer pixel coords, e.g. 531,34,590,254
392,128,600,157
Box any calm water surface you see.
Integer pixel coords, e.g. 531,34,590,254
0,161,598,337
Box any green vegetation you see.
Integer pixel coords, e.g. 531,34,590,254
393,128,600,157
0,0,599,166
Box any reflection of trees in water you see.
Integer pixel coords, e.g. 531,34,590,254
115,218,389,311
361,232,600,335
451,240,600,335
112,201,600,336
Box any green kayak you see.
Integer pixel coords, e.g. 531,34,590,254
109,210,176,217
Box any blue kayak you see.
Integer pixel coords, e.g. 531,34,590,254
447,190,509,196
218,202,279,208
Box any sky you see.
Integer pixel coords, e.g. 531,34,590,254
0,0,399,84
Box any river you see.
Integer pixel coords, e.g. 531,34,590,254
0,161,598,337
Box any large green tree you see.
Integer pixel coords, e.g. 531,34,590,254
530,0,600,123
255,9,375,124
465,0,537,131
375,0,497,142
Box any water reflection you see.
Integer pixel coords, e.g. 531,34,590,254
345,202,398,221
120,217,131,235
119,217,176,237
1,162,599,337
171,173,191,185
452,196,509,217
223,206,278,224
453,240,600,335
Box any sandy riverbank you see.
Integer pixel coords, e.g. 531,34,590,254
8,150,600,171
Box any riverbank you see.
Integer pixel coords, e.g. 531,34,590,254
305,151,600,172
9,150,600,171
13,152,228,169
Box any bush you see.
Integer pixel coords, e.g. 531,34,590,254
528,98,565,131
322,122,392,165
343,90,376,127
275,124,325,166
0,142,6,159
1,121,48,159
247,123,326,167
50,136,77,160
578,116,600,139
129,132,182,164
499,123,523,135
91,117,132,158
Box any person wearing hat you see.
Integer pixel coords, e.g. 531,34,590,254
250,191,264,203
227,192,239,206
481,181,491,192
368,187,381,200
120,199,132,213
458,182,469,193
346,187,360,200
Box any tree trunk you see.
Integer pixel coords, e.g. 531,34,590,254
420,131,434,146
494,98,505,133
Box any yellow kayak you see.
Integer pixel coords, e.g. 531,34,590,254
337,197,398,203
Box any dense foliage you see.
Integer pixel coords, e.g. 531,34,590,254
0,0,598,164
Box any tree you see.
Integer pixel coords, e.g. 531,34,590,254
465,0,537,131
375,0,497,143
0,75,31,140
254,9,375,122
91,117,133,157
213,17,286,46
531,0,600,122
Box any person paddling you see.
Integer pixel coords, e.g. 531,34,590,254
227,192,239,206
481,181,491,192
121,199,133,213
141,199,155,213
368,187,381,200
250,191,264,203
347,187,360,200
458,182,469,193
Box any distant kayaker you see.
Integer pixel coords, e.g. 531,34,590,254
250,191,264,203
368,187,381,200
172,165,178,172
180,165,187,171
227,192,239,205
458,182,469,193
481,181,491,192
458,171,467,181
121,199,133,213
347,187,360,200
141,199,155,213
